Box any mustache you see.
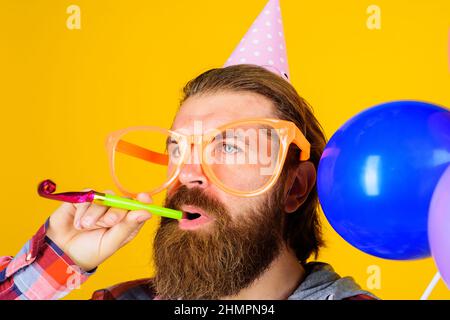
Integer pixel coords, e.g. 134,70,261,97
163,186,228,220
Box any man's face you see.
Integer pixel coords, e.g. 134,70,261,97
169,90,281,226
153,91,289,299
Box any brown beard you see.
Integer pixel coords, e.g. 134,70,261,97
152,185,285,299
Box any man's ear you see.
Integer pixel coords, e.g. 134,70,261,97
284,161,317,213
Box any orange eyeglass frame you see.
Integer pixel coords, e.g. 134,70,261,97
105,118,311,198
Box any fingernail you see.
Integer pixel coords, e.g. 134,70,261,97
137,215,151,223
105,213,118,224
82,217,93,228
96,221,109,228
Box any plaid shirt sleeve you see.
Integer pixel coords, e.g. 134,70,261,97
0,219,95,300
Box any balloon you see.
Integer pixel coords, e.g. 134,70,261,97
428,166,450,288
317,100,450,260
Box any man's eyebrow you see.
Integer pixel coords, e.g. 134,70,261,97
211,125,275,144
220,125,275,137
210,132,246,148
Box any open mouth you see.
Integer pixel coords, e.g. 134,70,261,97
184,211,202,220
179,205,213,230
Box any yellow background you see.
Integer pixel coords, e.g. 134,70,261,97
0,0,449,299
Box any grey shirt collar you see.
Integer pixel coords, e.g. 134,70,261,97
288,262,378,300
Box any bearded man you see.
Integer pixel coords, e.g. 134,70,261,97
0,65,376,300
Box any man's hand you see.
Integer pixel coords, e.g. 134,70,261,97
46,190,153,272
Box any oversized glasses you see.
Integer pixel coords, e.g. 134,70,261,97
106,118,310,198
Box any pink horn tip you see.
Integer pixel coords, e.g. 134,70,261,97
37,179,96,203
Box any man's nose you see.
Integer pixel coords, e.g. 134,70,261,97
178,144,209,189
178,163,209,189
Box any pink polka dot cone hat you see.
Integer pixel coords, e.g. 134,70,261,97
223,0,290,82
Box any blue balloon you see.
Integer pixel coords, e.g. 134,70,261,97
317,101,450,260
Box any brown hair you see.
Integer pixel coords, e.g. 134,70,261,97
179,64,327,263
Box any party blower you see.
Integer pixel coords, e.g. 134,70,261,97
37,179,182,220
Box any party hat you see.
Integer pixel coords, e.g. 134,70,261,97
223,0,290,81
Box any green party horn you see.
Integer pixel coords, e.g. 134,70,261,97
38,179,182,220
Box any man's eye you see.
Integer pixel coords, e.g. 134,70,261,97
222,143,241,154
168,144,181,158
